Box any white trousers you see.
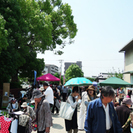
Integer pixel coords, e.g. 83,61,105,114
78,106,86,129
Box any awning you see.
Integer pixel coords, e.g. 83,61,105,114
123,71,133,74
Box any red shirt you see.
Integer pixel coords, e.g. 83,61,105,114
0,116,12,133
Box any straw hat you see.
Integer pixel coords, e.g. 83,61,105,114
87,85,95,91
39,87,44,91
21,102,28,107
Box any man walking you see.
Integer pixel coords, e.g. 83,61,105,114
43,82,54,110
62,85,68,102
84,86,122,133
33,89,52,133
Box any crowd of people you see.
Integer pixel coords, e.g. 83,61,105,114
5,82,133,133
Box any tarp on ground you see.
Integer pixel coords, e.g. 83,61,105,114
36,73,60,81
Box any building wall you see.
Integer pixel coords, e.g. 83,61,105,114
49,65,59,75
124,48,133,83
43,64,59,75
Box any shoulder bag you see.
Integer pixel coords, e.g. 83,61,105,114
59,101,75,120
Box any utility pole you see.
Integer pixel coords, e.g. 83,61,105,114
58,59,63,85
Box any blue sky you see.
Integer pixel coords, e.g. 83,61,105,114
37,0,133,77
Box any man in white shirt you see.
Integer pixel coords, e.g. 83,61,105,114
43,82,54,110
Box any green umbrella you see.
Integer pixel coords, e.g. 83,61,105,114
99,77,133,88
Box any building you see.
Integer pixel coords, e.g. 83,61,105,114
64,61,82,73
119,39,133,83
93,72,115,82
42,64,59,75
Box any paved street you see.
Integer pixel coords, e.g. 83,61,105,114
32,112,85,133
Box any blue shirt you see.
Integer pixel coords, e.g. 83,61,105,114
62,86,68,94
84,98,122,133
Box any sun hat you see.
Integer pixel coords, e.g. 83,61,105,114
87,85,95,91
30,100,35,104
32,89,43,99
21,102,28,107
39,87,44,91
122,98,133,105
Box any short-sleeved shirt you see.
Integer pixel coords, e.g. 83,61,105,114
44,86,54,105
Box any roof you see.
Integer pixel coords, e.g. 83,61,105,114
123,71,133,74
99,77,133,88
119,39,133,52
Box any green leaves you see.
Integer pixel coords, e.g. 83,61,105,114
0,14,8,53
65,64,84,81
0,0,77,84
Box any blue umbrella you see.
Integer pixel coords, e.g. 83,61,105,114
64,77,92,86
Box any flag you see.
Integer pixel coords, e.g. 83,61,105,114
63,75,65,85
34,71,37,85
59,73,61,85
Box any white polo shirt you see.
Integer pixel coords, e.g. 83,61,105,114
102,103,112,130
44,86,54,105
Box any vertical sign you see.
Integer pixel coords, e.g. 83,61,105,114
59,73,61,85
34,71,37,85
63,75,65,85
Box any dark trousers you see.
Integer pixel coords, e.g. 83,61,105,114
52,100,59,114
49,103,53,111
37,130,45,133
119,98,123,105
18,125,26,133
106,126,114,133
62,93,67,102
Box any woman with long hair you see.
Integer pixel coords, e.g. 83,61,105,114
78,85,97,131
65,86,81,133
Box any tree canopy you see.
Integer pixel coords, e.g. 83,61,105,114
108,68,123,79
0,0,77,84
0,14,8,53
65,64,84,81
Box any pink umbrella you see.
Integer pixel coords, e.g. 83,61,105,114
36,73,60,81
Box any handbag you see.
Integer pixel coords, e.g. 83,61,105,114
59,101,75,120
55,99,60,109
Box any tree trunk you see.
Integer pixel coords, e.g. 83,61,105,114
11,72,18,82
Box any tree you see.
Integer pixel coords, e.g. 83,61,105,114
38,0,78,54
0,0,77,84
0,0,28,83
108,68,123,79
0,14,8,53
65,64,84,81
86,77,95,82
19,52,45,79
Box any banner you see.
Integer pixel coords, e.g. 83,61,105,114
34,70,37,85
63,75,65,85
59,73,61,85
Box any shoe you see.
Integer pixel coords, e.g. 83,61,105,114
78,129,84,131
56,113,59,115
